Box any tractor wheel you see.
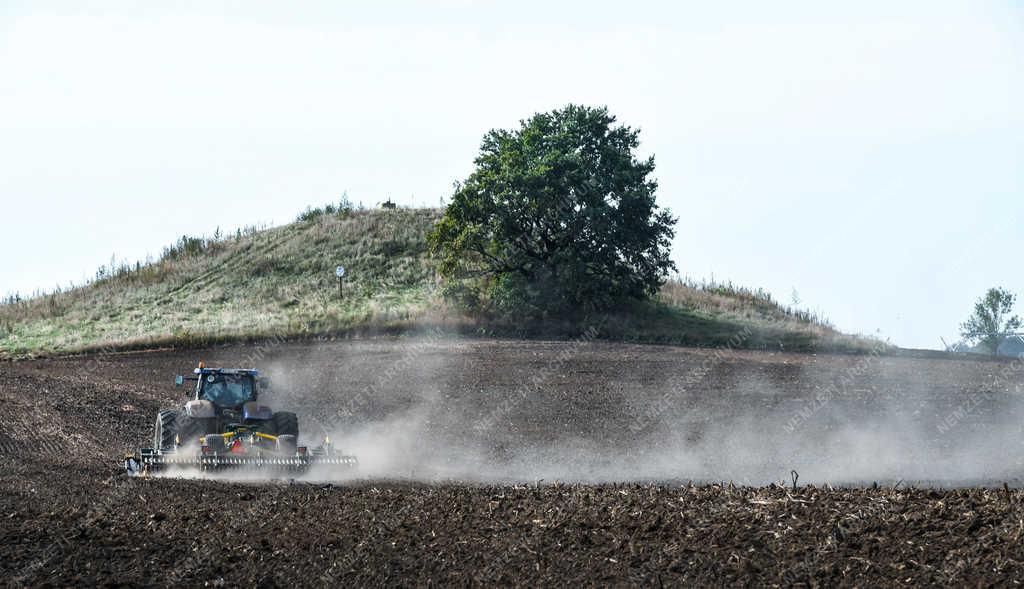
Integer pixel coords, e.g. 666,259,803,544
272,412,299,438
176,415,213,447
153,410,180,451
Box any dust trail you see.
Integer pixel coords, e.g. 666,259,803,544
156,339,1024,486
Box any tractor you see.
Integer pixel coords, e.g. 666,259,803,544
124,363,356,475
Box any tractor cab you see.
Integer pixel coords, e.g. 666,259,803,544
198,370,256,407
175,365,268,406
174,364,274,426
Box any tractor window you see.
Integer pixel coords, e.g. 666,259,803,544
200,374,255,407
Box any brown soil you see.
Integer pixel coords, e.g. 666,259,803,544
2,339,1024,586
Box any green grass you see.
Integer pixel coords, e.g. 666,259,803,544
0,207,882,358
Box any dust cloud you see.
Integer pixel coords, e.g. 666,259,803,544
171,338,1024,486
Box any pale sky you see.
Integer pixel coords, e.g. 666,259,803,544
1,1,1021,349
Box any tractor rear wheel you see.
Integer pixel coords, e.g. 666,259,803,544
272,412,299,438
153,410,180,451
176,415,213,447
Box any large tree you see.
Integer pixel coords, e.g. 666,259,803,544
429,105,676,316
960,287,1021,355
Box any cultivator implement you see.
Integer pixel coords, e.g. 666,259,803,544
124,435,357,476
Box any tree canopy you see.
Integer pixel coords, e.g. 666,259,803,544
429,105,676,317
960,287,1021,355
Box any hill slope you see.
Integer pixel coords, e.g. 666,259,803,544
0,207,876,357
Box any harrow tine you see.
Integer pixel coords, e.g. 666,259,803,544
135,451,358,475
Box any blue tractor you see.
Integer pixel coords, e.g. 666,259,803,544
124,363,356,475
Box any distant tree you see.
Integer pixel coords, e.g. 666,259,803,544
960,287,1021,355
429,104,677,317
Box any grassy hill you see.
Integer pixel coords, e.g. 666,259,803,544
0,207,879,358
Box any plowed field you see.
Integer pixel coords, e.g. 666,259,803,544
3,339,1024,586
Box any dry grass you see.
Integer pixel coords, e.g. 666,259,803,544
0,207,880,358
659,277,826,325
655,277,882,352
0,208,449,357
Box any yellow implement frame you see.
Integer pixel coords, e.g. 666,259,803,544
199,431,279,445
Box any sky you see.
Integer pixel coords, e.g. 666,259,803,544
1,0,1021,349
